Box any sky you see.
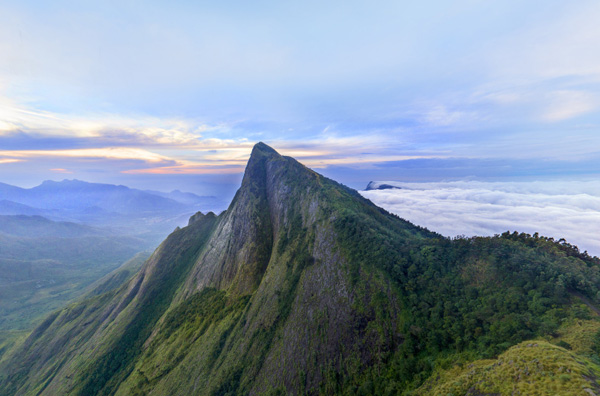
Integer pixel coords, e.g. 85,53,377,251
1,0,600,200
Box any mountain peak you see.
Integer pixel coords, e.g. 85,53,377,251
251,141,279,156
240,142,284,189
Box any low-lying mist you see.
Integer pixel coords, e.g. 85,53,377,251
362,180,600,257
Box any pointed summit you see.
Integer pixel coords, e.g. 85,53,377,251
242,142,283,185
251,141,279,157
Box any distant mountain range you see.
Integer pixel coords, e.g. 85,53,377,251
0,179,227,244
0,179,225,218
0,214,103,238
3,143,600,395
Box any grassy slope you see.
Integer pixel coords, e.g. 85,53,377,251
84,251,150,297
416,309,600,395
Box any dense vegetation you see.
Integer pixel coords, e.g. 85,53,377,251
76,213,219,396
327,200,600,394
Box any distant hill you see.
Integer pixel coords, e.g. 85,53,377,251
145,189,222,207
2,179,184,214
0,200,44,216
2,144,600,395
0,182,27,201
0,215,102,238
365,180,403,190
0,179,226,215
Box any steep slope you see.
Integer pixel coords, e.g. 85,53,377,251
2,143,600,395
0,211,220,396
115,143,433,395
0,143,429,395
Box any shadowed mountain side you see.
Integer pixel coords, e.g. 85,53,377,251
2,143,600,396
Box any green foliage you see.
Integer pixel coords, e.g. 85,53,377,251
416,337,600,395
591,329,600,356
122,288,250,395
328,203,600,394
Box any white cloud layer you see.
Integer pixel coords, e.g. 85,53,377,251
361,180,600,256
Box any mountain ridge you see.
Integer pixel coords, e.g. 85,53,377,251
2,143,600,395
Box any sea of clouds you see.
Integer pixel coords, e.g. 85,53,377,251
360,180,600,257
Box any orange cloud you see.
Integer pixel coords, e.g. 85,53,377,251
0,148,171,163
50,168,73,173
0,158,23,164
123,164,244,175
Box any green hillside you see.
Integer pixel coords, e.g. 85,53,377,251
416,313,600,395
1,143,599,395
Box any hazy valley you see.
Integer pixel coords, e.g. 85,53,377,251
0,180,226,358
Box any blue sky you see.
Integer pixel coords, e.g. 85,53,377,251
1,0,599,196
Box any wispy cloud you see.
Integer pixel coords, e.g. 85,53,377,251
123,164,244,175
540,90,598,122
0,158,22,164
49,168,72,174
421,105,478,128
0,148,173,163
0,97,213,146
